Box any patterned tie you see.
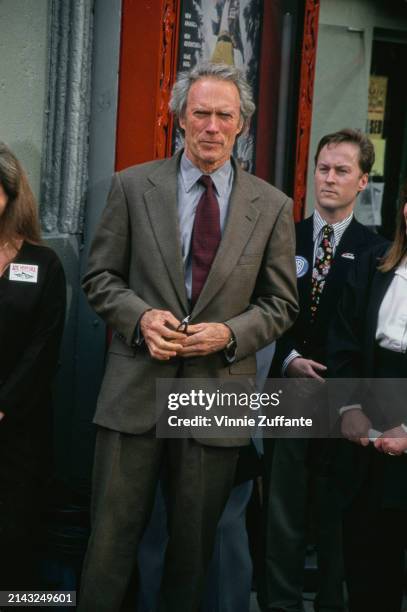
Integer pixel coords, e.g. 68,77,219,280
191,175,221,305
310,224,334,320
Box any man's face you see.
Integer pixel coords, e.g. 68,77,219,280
179,77,244,173
314,142,368,221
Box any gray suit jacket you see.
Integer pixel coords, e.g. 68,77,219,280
82,151,298,445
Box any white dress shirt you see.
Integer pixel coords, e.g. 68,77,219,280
376,256,407,353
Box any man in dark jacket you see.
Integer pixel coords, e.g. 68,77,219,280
260,129,386,612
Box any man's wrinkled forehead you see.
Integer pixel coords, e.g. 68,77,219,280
183,77,241,109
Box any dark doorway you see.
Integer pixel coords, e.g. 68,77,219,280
370,33,407,239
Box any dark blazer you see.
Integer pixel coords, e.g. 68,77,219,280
327,243,407,508
0,242,66,481
82,151,299,444
272,215,386,374
328,242,395,378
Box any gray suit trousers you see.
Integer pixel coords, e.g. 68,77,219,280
78,427,238,612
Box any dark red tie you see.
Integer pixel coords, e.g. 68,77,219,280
191,175,221,305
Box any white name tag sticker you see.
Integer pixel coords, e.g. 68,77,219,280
341,252,355,260
9,263,39,283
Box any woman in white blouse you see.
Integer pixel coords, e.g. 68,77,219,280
328,184,407,612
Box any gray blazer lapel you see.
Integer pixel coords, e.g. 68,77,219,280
143,152,189,313
192,164,260,318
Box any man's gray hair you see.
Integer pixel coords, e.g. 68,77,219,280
169,62,255,132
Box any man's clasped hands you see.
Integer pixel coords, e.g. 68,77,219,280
140,309,232,361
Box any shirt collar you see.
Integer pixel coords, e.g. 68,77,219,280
179,152,233,197
313,209,353,245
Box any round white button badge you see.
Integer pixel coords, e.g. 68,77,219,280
295,256,309,278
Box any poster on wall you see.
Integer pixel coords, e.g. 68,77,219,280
367,75,388,138
175,0,263,173
367,75,388,179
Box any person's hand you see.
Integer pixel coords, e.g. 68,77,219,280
374,426,407,456
341,409,372,446
140,309,186,360
0,411,4,422
178,323,231,357
286,357,327,380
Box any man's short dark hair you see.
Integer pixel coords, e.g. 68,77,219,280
314,128,375,174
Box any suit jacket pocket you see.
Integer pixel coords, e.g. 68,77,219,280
237,254,262,266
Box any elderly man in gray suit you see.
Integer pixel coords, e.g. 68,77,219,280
78,62,298,612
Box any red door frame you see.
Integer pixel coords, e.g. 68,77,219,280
293,0,320,221
116,0,180,170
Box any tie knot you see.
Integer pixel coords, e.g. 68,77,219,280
199,175,214,190
322,224,333,238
